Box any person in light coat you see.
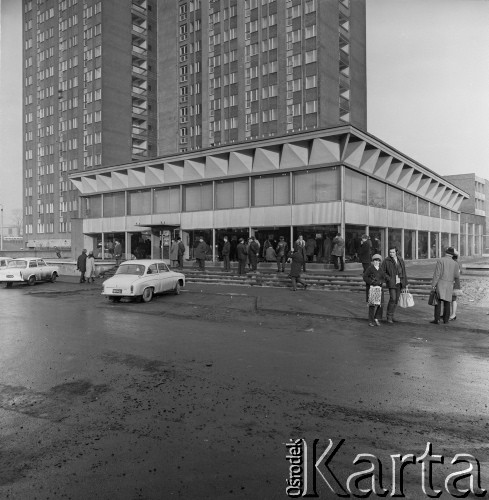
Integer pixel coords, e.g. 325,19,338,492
331,233,345,271
86,251,96,283
430,247,460,325
170,239,179,268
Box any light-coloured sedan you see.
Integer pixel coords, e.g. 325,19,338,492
0,257,59,287
102,259,185,303
0,257,13,269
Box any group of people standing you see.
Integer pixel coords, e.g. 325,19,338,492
169,237,186,270
362,243,461,327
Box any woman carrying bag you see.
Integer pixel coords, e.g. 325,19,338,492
362,254,386,327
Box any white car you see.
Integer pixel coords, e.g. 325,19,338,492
102,259,185,303
0,257,13,269
0,257,59,287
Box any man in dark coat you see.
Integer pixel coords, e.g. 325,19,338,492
236,238,248,275
76,249,88,283
194,237,209,271
248,236,260,272
275,236,289,273
222,236,231,272
357,234,373,272
430,247,460,324
114,239,122,266
177,237,185,269
288,249,307,291
381,247,408,324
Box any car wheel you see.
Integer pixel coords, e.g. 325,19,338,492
109,296,121,303
142,287,153,303
50,272,58,283
6,282,12,288
174,281,181,295
28,275,36,286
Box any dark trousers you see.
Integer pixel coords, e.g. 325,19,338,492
178,255,183,269
196,258,205,270
238,259,246,275
79,271,86,283
435,300,450,324
277,255,286,271
387,285,401,318
223,255,230,271
334,255,344,271
291,276,306,290
368,305,383,323
249,254,258,271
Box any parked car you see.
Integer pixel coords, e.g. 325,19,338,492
102,259,185,303
0,257,59,287
0,257,13,269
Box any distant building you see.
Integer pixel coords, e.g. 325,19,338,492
22,0,157,248
444,174,488,255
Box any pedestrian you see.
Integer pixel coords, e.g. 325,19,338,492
54,246,62,259
332,233,345,271
177,237,185,269
357,234,372,272
362,254,386,327
222,236,231,272
76,249,88,283
322,234,332,264
305,236,317,263
114,239,122,266
449,250,462,321
430,247,460,325
170,239,179,268
381,246,408,324
86,251,96,283
263,236,277,262
288,249,308,291
294,234,307,272
275,236,289,273
248,236,260,271
194,237,209,271
236,237,248,275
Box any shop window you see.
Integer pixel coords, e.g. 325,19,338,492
154,187,180,213
388,228,402,254
103,192,125,217
215,179,249,209
252,173,289,207
404,192,417,214
418,198,429,216
418,231,428,259
344,168,366,205
184,183,213,211
368,178,386,208
387,185,403,211
293,167,340,204
430,232,439,258
441,233,450,255
429,203,440,219
127,190,151,215
404,230,415,260
82,195,101,218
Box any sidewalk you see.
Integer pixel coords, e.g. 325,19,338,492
51,275,489,334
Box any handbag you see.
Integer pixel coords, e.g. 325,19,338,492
399,287,414,308
368,286,382,306
428,289,439,306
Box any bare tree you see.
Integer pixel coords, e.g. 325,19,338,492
9,208,23,236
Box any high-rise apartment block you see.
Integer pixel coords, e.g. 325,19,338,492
23,0,157,245
159,0,366,154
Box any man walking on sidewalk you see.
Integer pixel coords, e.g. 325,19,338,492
381,246,408,323
430,247,460,325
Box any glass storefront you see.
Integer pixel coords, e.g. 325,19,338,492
404,230,415,260
441,233,450,255
369,227,385,257
293,225,339,263
345,224,365,263
215,228,250,261
388,228,402,254
418,231,428,259
430,232,439,258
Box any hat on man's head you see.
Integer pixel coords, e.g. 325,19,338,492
279,236,284,240
445,247,455,256
371,254,382,261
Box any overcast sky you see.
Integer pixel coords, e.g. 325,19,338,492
1,0,488,218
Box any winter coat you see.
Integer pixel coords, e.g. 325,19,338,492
194,241,209,260
248,241,260,257
236,243,248,262
77,252,87,273
305,238,317,257
431,255,461,302
178,241,186,256
381,255,408,289
357,240,372,264
86,256,95,277
114,243,122,257
222,241,231,256
363,264,386,287
331,236,345,257
170,242,179,261
275,241,288,258
289,251,304,278
293,240,307,261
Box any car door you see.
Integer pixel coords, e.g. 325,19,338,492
28,260,39,280
146,263,159,292
37,259,48,280
157,262,174,292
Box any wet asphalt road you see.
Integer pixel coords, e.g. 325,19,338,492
0,280,488,499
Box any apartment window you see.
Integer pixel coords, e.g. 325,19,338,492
305,75,317,89
291,54,302,67
287,79,302,92
305,49,317,64
305,0,317,14
305,25,317,39
305,100,317,114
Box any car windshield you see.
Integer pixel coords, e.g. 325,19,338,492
115,264,145,276
7,260,27,269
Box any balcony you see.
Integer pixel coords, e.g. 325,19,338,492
132,105,148,116
132,45,147,57
132,3,147,16
132,66,148,76
132,24,147,37
132,85,148,97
